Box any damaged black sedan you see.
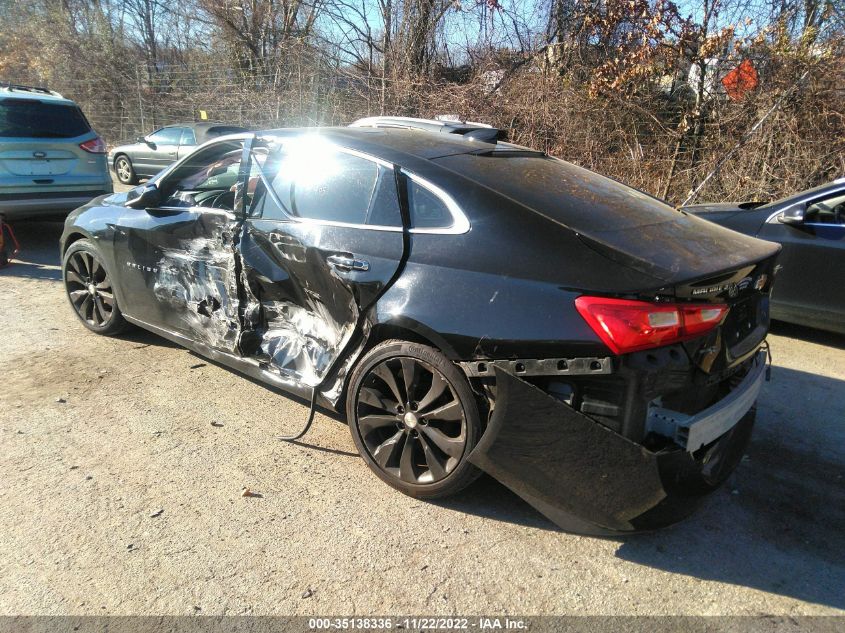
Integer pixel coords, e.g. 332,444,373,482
60,119,780,534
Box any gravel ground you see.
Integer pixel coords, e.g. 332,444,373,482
1,197,844,616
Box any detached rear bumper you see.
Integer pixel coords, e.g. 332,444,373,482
467,352,764,535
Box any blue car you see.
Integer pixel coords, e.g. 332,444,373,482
0,83,112,220
685,179,845,335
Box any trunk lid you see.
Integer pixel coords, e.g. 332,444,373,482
573,211,779,285
0,141,85,177
674,255,778,372
434,152,780,285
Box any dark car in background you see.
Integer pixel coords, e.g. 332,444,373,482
60,119,779,534
108,122,248,185
0,83,111,220
685,179,845,335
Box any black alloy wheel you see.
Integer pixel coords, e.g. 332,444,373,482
348,341,482,498
63,240,127,335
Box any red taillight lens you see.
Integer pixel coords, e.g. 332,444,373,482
679,305,729,337
575,296,728,354
79,137,106,154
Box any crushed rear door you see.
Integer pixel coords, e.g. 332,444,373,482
237,138,407,402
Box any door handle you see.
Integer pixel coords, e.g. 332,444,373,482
327,254,370,272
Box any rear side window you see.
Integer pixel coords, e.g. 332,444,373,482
0,99,91,138
288,152,375,223
366,169,402,227
265,147,398,226
407,179,453,229
208,126,246,138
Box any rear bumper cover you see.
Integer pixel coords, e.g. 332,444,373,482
0,189,111,218
467,353,763,535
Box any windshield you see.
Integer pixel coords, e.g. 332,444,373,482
0,99,91,138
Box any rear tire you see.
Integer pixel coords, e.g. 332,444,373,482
114,155,137,185
62,239,128,336
346,340,483,499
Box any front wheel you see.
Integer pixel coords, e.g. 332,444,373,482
346,340,483,499
62,239,128,336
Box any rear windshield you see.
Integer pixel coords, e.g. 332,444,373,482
435,153,679,230
0,99,91,138
207,126,247,137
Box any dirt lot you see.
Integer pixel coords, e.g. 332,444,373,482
1,204,844,616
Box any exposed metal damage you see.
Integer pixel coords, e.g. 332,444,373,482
148,210,367,405
234,220,372,405
257,300,357,388
152,212,242,353
459,356,612,378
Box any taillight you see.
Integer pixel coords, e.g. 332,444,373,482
79,137,106,154
575,296,729,355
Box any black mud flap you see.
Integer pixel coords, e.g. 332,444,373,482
468,368,667,535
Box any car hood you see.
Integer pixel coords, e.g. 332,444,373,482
103,190,129,205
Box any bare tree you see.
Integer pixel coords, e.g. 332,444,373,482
195,0,324,74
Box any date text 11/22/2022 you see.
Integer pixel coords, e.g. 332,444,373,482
307,617,528,630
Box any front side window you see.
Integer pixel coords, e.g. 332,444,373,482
148,127,182,145
805,193,845,225
157,140,244,209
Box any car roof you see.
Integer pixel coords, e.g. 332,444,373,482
0,85,77,106
155,122,250,144
161,122,248,131
259,126,517,162
349,116,494,134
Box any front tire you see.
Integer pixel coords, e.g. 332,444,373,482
346,340,483,499
114,155,137,185
62,239,127,336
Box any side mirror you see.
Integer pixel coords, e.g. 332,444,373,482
125,184,161,209
136,136,147,144
778,202,806,225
